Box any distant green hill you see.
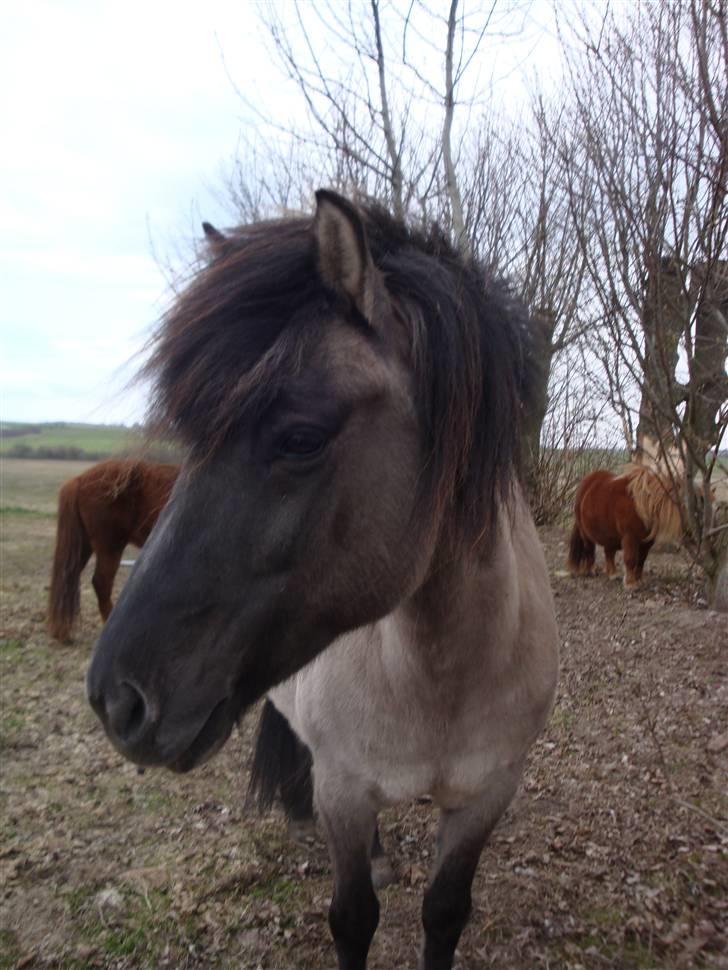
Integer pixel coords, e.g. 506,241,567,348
0,422,180,461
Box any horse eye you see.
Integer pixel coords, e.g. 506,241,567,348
277,428,329,460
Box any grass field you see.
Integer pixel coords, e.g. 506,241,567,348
0,422,143,457
0,459,94,515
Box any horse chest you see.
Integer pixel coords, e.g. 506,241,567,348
373,719,512,808
276,651,525,810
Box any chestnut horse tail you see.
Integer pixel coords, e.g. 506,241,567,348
567,521,591,574
567,476,593,575
48,479,91,642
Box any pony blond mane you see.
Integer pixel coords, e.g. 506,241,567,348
624,464,683,544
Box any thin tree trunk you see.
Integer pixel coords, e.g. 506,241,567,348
707,511,728,612
371,0,403,218
635,257,686,469
690,260,728,610
443,0,468,253
522,309,556,497
688,260,728,456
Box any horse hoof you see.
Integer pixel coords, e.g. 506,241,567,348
287,818,317,846
371,854,396,889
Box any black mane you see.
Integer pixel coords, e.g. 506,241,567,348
143,199,539,539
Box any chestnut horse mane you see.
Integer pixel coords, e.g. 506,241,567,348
103,459,139,500
142,199,543,540
623,464,683,544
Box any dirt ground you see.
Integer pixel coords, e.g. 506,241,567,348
1,484,726,969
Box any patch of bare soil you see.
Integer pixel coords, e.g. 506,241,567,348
1,514,726,969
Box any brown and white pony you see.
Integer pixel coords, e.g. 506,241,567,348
568,464,683,587
86,191,559,970
48,459,178,641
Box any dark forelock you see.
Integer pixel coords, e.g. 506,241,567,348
143,202,538,538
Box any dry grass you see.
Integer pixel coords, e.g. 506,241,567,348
1,459,94,515
1,476,726,969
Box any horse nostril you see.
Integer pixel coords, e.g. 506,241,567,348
107,682,153,747
87,685,106,722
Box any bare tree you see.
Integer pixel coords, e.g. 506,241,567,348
558,0,728,605
528,351,622,526
214,2,628,523
251,0,561,232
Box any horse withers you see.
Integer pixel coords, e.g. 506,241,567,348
48,458,178,641
86,191,559,970
568,464,683,587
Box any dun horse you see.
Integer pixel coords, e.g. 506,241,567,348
48,459,178,641
568,464,683,587
87,191,559,970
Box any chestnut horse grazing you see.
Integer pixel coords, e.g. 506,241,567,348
48,459,178,641
87,191,559,970
568,464,683,587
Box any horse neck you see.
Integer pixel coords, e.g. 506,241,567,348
393,505,519,675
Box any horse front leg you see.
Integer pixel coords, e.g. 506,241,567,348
636,539,654,581
604,544,619,579
92,546,125,621
316,774,380,970
282,754,393,887
622,533,642,588
420,767,521,970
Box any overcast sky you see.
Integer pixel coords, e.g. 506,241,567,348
1,0,561,426
2,1,283,425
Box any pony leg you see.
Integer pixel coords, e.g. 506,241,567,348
622,534,641,588
636,540,654,581
286,769,392,886
604,544,619,579
248,699,392,884
420,769,521,970
316,775,379,970
92,547,125,621
582,540,596,576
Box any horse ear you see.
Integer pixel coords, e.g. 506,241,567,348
314,190,375,322
202,222,229,255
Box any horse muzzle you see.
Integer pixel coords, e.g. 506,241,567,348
86,668,236,772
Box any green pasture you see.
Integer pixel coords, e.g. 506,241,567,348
0,421,141,457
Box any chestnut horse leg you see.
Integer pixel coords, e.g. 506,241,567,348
622,533,642,588
604,544,619,579
636,539,654,582
92,545,126,621
581,537,596,576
